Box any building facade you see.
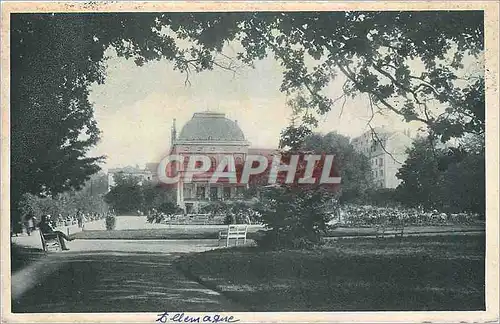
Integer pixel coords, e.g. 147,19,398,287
107,165,154,191
351,128,413,189
167,111,251,213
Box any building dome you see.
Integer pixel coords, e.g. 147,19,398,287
177,112,245,142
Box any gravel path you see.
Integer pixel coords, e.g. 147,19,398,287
11,233,244,312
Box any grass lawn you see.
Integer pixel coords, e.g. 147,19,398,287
71,226,263,240
10,243,47,273
71,224,484,240
175,234,485,311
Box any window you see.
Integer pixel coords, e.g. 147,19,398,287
223,187,231,199
183,187,192,199
196,186,206,199
379,158,383,166
210,187,218,201
379,170,384,177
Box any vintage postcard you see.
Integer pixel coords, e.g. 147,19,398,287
1,1,499,323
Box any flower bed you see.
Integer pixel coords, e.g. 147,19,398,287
339,204,482,228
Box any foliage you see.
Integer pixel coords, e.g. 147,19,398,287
363,188,399,207
302,132,372,201
396,135,485,214
105,214,116,230
279,124,313,151
11,12,483,227
142,181,177,212
17,175,109,223
105,174,177,216
104,173,144,214
254,186,336,249
436,148,485,215
396,136,441,208
340,204,482,227
77,11,482,141
199,200,259,224
146,202,184,223
11,14,106,226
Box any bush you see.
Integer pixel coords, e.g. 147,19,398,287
254,186,336,250
146,202,183,223
201,200,259,225
105,215,116,230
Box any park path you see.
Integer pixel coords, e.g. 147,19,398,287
11,232,245,312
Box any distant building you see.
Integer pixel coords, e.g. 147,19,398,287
351,128,413,189
107,165,154,191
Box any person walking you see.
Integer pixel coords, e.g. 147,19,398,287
76,210,83,228
23,217,31,236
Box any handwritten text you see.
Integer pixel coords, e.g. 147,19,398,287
156,311,239,323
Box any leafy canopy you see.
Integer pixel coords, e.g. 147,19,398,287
396,135,485,214
11,11,484,225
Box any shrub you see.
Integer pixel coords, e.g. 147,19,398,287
146,201,183,223
254,186,336,250
201,200,258,225
105,215,116,230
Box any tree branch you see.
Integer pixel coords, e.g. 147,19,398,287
367,94,403,165
337,62,429,125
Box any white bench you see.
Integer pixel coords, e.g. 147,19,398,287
218,225,248,247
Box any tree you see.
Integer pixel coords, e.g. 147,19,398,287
11,14,105,227
11,12,483,226
437,135,485,215
302,132,372,201
396,134,485,214
104,173,143,214
396,136,443,209
141,181,177,212
123,11,483,139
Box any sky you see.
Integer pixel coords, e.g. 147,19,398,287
87,49,425,170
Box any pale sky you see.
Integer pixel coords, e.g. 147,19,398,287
87,49,427,170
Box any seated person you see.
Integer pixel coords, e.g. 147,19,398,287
39,214,74,251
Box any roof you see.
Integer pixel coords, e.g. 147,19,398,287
248,148,280,158
177,111,245,142
108,166,151,174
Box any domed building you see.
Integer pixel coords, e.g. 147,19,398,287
169,111,251,213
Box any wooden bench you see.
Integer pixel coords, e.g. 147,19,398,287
39,230,62,252
218,225,248,247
